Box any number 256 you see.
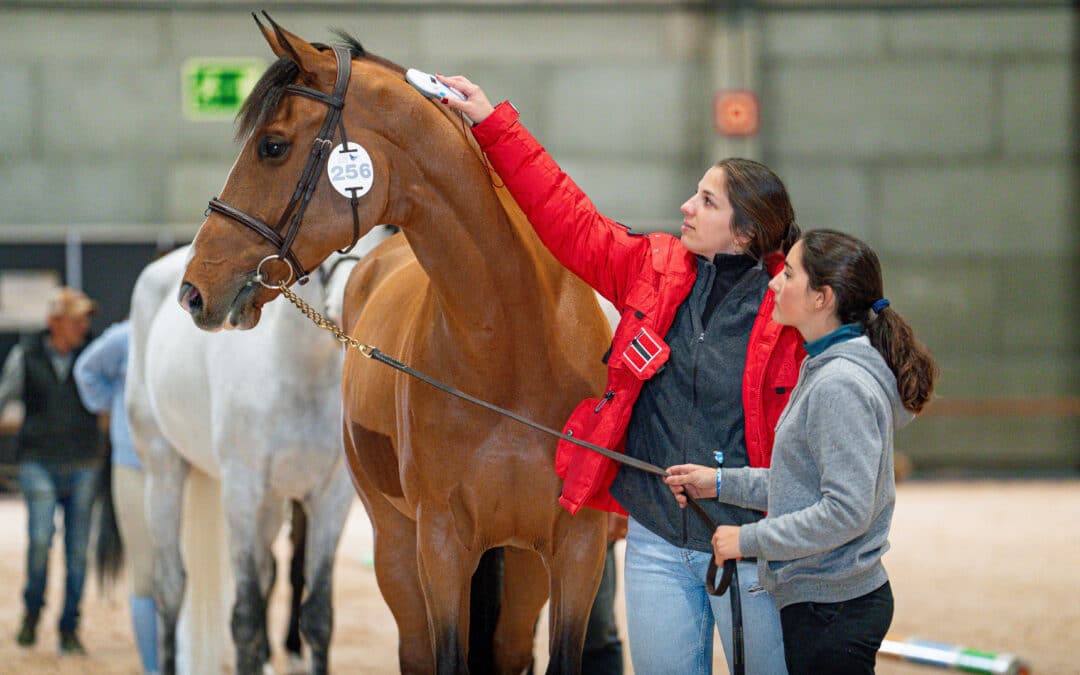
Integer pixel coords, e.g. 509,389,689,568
331,163,372,181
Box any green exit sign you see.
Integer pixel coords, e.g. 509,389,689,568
182,59,264,121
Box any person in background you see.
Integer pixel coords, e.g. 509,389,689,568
440,75,806,674
74,319,159,674
0,287,101,655
666,229,938,674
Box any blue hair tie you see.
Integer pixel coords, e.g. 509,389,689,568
872,298,890,313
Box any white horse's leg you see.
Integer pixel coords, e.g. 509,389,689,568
144,437,190,675
299,465,354,675
221,463,283,675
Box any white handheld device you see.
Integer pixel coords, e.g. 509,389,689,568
405,68,466,102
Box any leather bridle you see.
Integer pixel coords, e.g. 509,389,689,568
205,46,362,287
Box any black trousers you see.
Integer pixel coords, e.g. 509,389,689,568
780,581,893,675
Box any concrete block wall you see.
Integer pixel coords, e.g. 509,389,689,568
0,3,1075,471
0,4,708,226
761,7,1076,471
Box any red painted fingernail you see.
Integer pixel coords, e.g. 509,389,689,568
441,97,448,104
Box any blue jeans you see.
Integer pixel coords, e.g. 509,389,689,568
624,517,787,675
18,462,99,633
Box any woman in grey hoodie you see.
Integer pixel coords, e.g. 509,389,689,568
665,229,937,674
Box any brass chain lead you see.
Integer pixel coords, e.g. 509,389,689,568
276,282,375,358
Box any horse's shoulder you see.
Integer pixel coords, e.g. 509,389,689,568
343,232,421,326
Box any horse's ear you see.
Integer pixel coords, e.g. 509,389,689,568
253,12,330,85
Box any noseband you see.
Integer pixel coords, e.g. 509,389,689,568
205,46,361,286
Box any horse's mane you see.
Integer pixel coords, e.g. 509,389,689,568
236,30,404,142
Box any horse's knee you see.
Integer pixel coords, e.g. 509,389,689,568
152,559,185,618
230,581,267,644
299,576,333,647
299,601,332,649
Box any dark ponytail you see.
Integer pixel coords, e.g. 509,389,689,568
799,229,938,413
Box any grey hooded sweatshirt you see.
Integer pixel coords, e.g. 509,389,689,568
719,335,914,610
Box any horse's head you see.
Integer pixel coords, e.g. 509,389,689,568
180,15,425,330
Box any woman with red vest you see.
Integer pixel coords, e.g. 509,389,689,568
442,75,805,674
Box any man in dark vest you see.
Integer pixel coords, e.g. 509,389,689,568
0,286,101,655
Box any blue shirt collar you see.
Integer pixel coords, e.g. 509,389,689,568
804,323,864,357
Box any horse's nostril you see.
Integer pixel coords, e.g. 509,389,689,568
178,282,203,314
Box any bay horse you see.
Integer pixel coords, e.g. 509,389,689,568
127,228,391,675
178,16,612,674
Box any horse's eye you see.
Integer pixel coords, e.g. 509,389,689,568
258,136,289,159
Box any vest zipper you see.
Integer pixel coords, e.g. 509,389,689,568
594,390,615,413
680,330,706,547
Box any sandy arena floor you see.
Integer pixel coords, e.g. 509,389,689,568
0,479,1076,674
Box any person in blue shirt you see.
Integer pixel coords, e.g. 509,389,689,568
74,320,159,674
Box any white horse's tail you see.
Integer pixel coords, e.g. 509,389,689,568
177,468,233,675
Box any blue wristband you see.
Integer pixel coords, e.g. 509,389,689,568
716,467,722,501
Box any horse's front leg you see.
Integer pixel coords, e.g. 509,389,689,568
416,506,482,674
298,464,354,675
495,547,551,674
344,423,434,674
544,509,607,675
144,439,189,675
221,464,282,675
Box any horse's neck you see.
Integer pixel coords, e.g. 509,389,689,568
393,134,563,345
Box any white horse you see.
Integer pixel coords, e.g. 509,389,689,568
126,226,394,675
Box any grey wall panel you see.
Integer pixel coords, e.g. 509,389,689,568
899,416,1079,472
41,61,179,157
887,9,1073,56
772,162,874,238
546,63,696,162
763,14,887,59
1002,62,1071,157
877,164,1069,256
0,65,35,157
0,10,166,62
768,64,996,159
881,256,1001,354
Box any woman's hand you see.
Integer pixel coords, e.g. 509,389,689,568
712,525,742,564
664,464,717,507
436,74,496,124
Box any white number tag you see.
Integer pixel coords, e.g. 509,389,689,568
326,142,374,198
